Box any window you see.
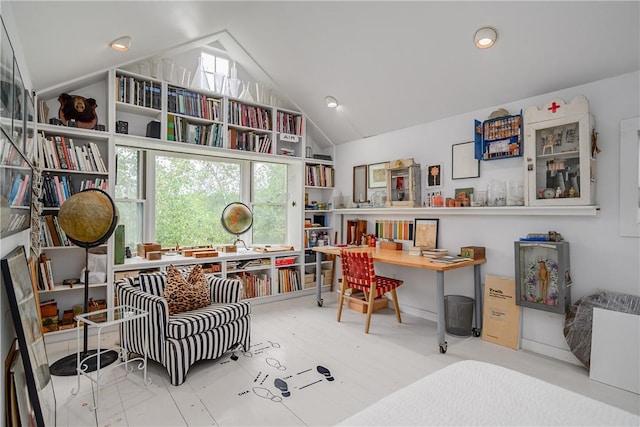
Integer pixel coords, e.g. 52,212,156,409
115,146,145,249
201,52,229,93
153,153,241,247
251,162,287,245
115,144,292,249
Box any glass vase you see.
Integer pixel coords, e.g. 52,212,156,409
191,56,210,91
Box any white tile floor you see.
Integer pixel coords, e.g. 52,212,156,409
47,293,640,426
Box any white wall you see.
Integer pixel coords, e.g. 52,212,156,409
334,71,640,362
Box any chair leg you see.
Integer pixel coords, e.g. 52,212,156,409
364,289,376,334
337,278,346,322
390,288,402,323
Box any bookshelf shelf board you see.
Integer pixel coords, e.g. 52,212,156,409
304,185,334,190
36,123,110,140
305,209,331,213
41,168,107,176
171,111,220,125
227,123,272,134
304,226,331,231
116,101,161,116
39,282,108,293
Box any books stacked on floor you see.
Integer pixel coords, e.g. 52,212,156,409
422,248,449,258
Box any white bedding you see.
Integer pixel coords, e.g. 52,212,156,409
338,360,639,426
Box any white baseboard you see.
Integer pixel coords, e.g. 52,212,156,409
398,302,582,367
521,339,582,366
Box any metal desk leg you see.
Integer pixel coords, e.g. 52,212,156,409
316,252,323,306
472,264,483,337
436,270,447,353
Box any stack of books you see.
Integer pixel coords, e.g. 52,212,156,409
422,248,449,258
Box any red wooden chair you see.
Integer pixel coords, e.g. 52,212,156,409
338,249,403,333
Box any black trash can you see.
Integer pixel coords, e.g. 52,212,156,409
444,295,474,337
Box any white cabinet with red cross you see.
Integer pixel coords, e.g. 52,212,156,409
523,96,597,206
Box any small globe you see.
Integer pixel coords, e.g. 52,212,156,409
221,202,253,235
58,189,118,247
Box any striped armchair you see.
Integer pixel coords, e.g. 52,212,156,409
115,272,251,386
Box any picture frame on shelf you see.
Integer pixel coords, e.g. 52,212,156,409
1,246,56,427
368,161,388,188
426,163,443,188
413,218,439,249
452,141,480,179
353,164,368,203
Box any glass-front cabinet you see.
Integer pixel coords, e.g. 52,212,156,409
515,241,571,314
523,96,596,206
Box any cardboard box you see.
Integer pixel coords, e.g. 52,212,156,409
482,275,521,349
348,294,389,313
137,243,161,258
322,269,333,286
460,246,486,260
380,241,402,250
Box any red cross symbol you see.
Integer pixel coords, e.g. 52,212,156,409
548,102,561,113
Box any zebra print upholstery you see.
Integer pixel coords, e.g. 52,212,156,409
115,274,251,386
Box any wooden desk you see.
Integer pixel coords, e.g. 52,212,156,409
312,246,486,354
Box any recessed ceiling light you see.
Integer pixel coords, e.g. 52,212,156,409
474,27,497,49
325,96,338,108
110,36,131,52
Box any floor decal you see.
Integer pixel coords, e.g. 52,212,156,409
274,378,290,397
234,338,336,402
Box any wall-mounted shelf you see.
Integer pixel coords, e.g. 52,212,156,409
334,206,600,217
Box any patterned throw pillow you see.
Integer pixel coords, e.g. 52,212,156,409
164,264,210,315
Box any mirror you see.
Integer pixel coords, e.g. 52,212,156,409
353,164,368,203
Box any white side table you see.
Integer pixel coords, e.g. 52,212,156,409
71,305,151,409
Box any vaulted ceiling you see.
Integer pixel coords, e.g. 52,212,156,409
6,1,639,148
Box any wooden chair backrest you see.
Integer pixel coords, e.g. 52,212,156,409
340,249,376,289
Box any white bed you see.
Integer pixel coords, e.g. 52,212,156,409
338,360,639,426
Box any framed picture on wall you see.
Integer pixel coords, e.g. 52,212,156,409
353,164,368,203
368,162,388,188
452,141,480,179
1,246,57,427
426,164,443,188
413,218,439,249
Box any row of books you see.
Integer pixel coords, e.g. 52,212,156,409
168,86,222,121
37,253,56,291
0,140,29,167
228,101,272,131
41,173,108,208
228,129,272,153
1,212,29,235
305,164,335,187
229,272,271,299
277,111,304,136
39,215,71,247
6,172,30,207
115,75,162,110
278,268,301,293
38,133,107,173
167,114,223,146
